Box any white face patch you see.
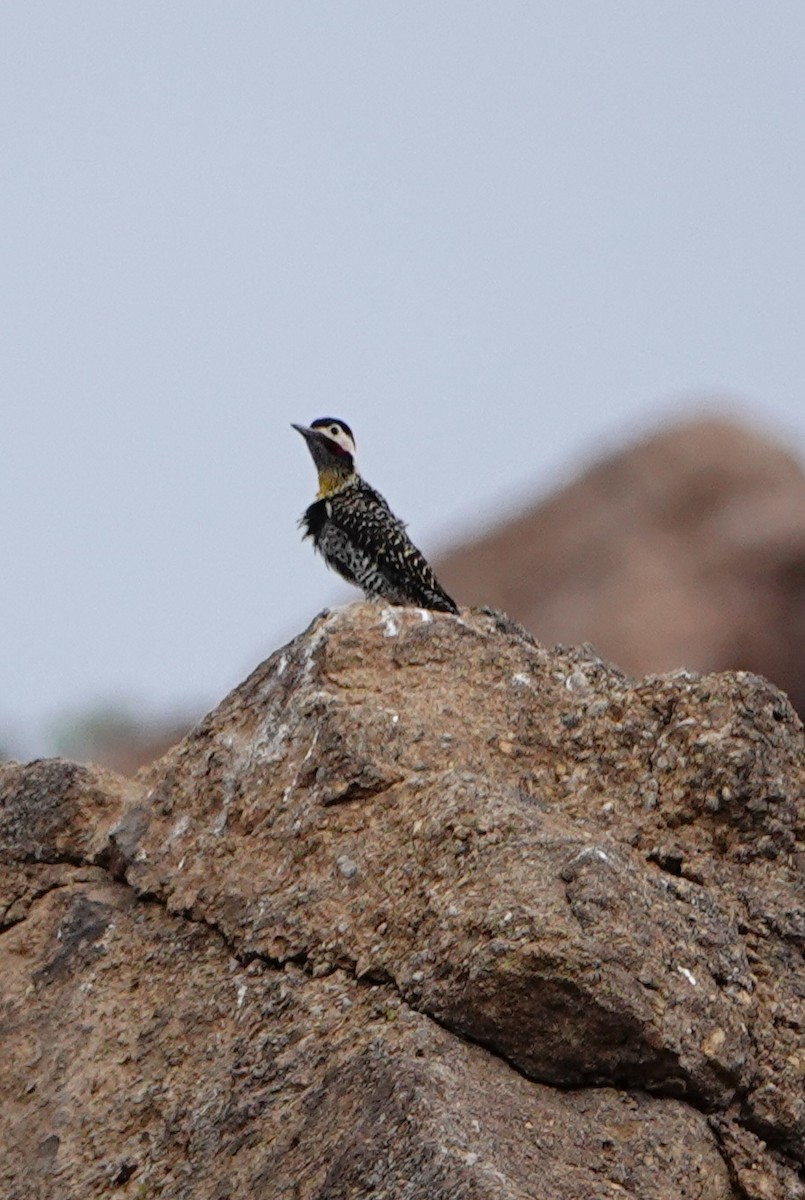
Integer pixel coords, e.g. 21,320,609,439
314,420,356,459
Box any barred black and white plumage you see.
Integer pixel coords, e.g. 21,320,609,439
292,418,458,614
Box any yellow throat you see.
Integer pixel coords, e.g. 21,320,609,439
316,464,354,499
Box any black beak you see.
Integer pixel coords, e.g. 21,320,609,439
292,422,331,447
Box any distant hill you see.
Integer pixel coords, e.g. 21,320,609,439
438,417,805,715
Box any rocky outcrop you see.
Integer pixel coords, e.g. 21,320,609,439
1,604,803,1198
437,417,805,716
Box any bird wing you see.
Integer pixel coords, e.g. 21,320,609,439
328,483,458,612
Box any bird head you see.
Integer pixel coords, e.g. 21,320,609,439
292,418,357,495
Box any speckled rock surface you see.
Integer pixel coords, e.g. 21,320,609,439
1,604,803,1198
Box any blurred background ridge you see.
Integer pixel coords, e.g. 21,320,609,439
438,415,805,716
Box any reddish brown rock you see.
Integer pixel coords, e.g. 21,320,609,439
437,417,805,716
1,604,803,1198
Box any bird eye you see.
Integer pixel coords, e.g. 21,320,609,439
330,425,339,436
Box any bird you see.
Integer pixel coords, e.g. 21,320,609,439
292,417,459,614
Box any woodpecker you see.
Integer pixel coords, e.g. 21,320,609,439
292,418,459,614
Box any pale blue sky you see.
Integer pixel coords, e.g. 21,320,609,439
3,3,805,756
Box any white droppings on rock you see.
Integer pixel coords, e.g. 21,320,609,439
512,672,533,688
276,654,288,676
678,966,698,987
336,856,358,879
168,815,190,844
263,722,291,761
236,982,247,1011
570,845,614,867
281,727,320,806
418,609,432,623
297,619,331,685
380,608,400,638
